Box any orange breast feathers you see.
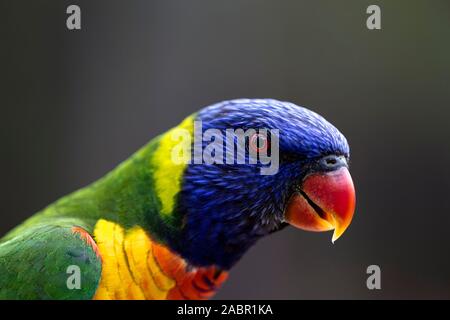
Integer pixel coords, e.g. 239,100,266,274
92,219,228,300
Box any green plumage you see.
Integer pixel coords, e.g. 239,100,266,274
0,220,101,299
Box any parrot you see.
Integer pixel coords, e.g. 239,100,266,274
0,99,356,299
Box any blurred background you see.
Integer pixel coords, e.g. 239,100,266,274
1,0,450,299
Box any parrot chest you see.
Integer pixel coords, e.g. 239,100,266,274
91,219,228,300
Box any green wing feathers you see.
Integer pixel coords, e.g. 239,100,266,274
0,221,101,299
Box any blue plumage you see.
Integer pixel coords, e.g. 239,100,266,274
170,99,350,269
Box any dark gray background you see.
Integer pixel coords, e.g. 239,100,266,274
1,0,450,299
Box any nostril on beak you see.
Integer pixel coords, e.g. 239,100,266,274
321,155,347,170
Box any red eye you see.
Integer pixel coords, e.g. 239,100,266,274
250,133,268,153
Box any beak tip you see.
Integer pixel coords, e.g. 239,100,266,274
331,221,352,244
331,235,338,244
331,227,344,244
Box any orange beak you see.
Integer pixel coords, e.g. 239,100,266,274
285,167,356,243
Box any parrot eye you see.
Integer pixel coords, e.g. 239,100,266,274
250,133,270,154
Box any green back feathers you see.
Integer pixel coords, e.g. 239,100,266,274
2,114,196,243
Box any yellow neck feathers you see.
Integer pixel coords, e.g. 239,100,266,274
151,115,195,216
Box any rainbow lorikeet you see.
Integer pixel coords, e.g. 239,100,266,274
0,99,356,299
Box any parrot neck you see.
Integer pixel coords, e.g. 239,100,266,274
35,136,185,248
167,162,295,270
88,136,185,241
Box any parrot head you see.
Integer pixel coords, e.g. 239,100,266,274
165,99,356,269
